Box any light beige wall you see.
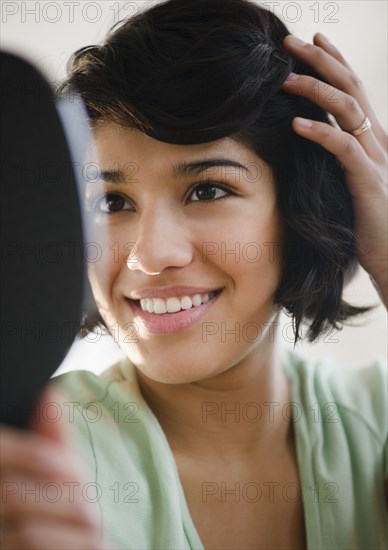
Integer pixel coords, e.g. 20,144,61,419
2,1,386,373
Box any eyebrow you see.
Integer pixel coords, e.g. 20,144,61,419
99,158,249,185
99,169,127,184
172,158,249,178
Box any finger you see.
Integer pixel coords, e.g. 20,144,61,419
0,425,64,474
313,32,353,70
283,35,358,91
28,386,72,446
283,35,388,149
312,33,388,151
281,74,385,162
0,475,99,530
0,425,87,481
2,521,103,550
290,117,379,199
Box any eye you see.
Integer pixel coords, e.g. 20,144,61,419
188,181,233,203
86,193,133,214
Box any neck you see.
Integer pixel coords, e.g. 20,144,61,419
135,326,291,462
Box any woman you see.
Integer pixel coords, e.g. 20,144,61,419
1,0,387,548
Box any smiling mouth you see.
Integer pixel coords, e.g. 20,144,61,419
128,288,223,315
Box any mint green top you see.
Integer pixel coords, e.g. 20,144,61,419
50,347,388,549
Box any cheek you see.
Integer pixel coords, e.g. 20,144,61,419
203,200,283,267
86,225,136,325
87,251,120,308
86,263,122,333
219,205,284,303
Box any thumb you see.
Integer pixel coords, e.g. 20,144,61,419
28,384,71,446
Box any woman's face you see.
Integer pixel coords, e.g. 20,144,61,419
86,122,285,383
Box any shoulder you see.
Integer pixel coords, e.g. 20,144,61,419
282,346,388,443
49,356,139,405
282,349,388,546
48,357,143,464
48,356,146,434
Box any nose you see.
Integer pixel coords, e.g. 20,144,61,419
126,204,193,275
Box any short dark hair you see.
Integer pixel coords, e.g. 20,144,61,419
57,0,375,345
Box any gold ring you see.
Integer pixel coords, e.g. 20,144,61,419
349,116,372,136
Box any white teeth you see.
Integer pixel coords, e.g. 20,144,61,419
138,291,217,314
153,298,167,314
181,296,193,310
166,297,181,313
192,294,202,307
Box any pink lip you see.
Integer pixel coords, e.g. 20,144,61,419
128,286,220,300
127,290,222,335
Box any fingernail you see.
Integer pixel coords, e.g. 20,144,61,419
295,117,313,129
285,72,300,81
317,32,331,45
287,36,307,47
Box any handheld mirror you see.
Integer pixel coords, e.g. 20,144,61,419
1,51,99,430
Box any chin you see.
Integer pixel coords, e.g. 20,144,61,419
132,353,218,385
141,365,211,385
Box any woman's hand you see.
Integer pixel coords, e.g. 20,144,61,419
281,32,388,307
0,387,106,550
